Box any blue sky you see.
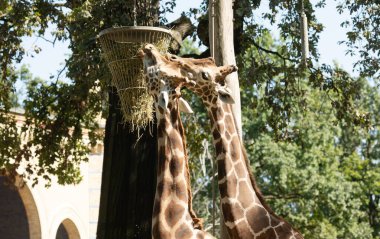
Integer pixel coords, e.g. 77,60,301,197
19,0,357,82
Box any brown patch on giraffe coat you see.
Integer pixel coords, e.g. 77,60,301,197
197,81,205,87
165,201,185,227
169,157,182,178
155,227,171,239
158,106,165,115
168,130,183,156
234,161,247,179
234,220,255,239
221,203,234,224
229,136,241,162
217,159,227,182
203,101,211,108
271,215,284,228
273,219,294,237
159,178,173,201
207,94,213,103
209,107,218,122
256,228,277,239
173,180,188,202
218,180,228,198
225,170,239,199
225,114,236,134
227,226,240,239
158,145,168,173
224,130,231,141
212,128,220,140
222,202,244,222
175,224,193,239
157,119,166,139
215,140,226,155
222,102,230,112
152,199,161,216
156,180,164,197
170,108,179,124
246,206,271,233
237,181,256,208
218,122,225,134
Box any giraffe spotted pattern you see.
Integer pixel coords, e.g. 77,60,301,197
140,48,215,239
141,44,304,239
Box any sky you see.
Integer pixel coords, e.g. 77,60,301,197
19,0,358,82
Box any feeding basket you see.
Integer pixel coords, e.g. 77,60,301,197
98,26,174,130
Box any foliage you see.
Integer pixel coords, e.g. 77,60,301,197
182,31,380,237
1,0,380,237
337,1,380,80
179,38,200,56
0,0,166,185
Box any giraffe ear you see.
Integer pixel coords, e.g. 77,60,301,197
217,87,235,104
158,91,169,109
178,97,194,114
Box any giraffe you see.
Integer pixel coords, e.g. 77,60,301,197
139,47,215,239
140,44,304,239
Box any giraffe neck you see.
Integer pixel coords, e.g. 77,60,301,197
152,97,214,239
206,99,302,239
152,99,194,239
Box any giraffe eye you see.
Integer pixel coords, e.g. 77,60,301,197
201,72,209,80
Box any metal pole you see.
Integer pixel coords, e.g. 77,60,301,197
133,0,137,26
210,0,216,58
209,2,216,234
300,0,309,65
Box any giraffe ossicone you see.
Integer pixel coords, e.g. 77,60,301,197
139,46,215,239
141,44,304,239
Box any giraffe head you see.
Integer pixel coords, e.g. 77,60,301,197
138,44,193,114
181,61,238,106
139,44,238,106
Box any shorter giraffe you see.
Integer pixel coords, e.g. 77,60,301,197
139,47,215,239
141,44,304,239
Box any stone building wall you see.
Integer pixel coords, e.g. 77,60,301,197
0,110,104,239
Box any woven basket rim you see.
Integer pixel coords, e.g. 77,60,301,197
98,26,174,40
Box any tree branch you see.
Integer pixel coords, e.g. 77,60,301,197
166,15,196,54
265,193,302,200
181,49,210,59
251,38,294,62
38,36,55,45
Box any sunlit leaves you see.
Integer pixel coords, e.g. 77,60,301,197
337,1,380,80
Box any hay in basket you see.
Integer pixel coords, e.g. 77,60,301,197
98,26,174,130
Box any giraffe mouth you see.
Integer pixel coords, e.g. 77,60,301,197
137,49,145,59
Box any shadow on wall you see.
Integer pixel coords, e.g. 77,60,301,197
0,176,41,239
56,218,81,239
0,176,82,239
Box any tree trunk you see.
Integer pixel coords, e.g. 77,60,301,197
209,0,242,138
209,1,241,238
97,87,157,239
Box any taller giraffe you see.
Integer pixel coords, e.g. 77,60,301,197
142,44,304,239
139,47,215,239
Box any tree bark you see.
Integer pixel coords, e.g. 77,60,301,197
97,88,157,239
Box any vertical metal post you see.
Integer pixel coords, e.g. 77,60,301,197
209,2,216,235
300,0,309,65
133,0,137,26
210,0,216,58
